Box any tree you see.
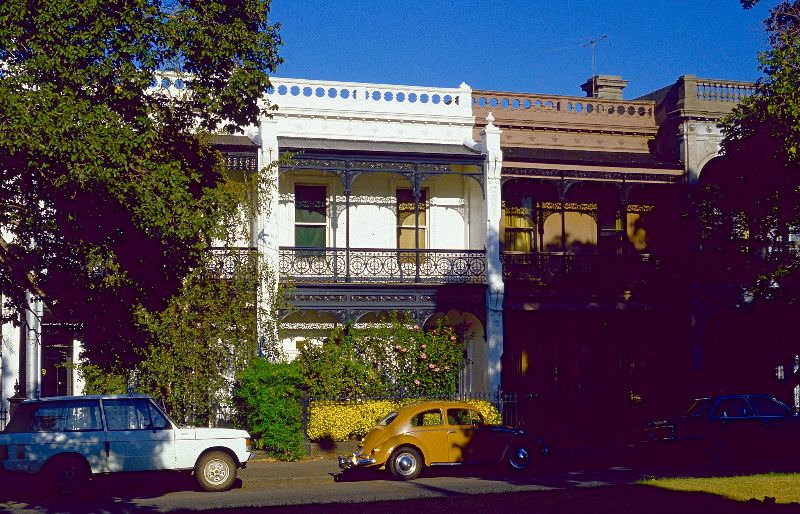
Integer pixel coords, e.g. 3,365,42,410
690,1,800,391
700,0,800,304
0,1,282,367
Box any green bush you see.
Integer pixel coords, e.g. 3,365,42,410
295,314,466,398
307,398,503,441
233,359,307,460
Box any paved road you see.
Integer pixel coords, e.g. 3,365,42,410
0,455,795,513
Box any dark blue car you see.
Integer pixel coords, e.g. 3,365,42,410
640,394,799,463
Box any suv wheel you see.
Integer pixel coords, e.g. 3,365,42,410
195,451,237,492
44,455,90,495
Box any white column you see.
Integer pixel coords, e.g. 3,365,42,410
1,305,22,421
481,113,504,395
256,117,281,359
71,338,85,395
24,293,43,399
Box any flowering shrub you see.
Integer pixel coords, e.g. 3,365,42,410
307,399,503,441
296,314,466,398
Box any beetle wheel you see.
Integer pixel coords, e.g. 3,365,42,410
389,447,422,480
508,445,532,471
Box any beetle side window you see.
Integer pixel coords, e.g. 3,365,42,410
410,409,442,427
711,398,753,418
447,408,484,426
104,399,155,430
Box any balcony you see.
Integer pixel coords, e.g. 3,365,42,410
501,252,658,287
279,247,486,284
207,247,258,279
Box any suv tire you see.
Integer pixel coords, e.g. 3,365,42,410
195,451,237,492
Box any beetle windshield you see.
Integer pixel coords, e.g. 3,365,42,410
378,411,398,426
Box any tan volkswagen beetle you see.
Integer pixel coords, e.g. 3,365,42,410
338,401,547,480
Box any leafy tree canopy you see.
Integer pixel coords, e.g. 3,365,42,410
694,1,800,308
0,1,281,366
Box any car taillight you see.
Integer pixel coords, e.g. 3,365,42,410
245,438,251,450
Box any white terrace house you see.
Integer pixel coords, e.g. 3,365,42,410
246,78,505,394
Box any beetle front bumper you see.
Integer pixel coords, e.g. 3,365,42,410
338,452,376,470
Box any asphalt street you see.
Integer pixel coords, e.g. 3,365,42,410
0,453,798,513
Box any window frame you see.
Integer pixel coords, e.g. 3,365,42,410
294,184,328,249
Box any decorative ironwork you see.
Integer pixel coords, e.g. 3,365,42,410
349,161,415,172
280,247,486,284
503,167,683,183
501,251,657,285
207,247,258,279
223,153,258,172
351,295,417,302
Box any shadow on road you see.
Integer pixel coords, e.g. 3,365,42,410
0,470,242,513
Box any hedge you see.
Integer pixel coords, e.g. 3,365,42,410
307,398,503,441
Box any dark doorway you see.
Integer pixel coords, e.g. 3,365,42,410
41,324,74,397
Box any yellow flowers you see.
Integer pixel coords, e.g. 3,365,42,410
307,399,503,441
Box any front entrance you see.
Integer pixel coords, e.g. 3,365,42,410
41,324,75,397
504,310,689,444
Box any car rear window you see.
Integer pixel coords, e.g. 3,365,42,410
684,398,709,417
378,411,398,426
3,401,102,433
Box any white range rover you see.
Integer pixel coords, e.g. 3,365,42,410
0,394,253,493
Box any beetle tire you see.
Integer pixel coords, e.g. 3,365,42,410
388,446,423,480
195,450,237,492
44,454,90,495
507,445,532,471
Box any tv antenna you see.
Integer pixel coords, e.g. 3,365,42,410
582,35,608,98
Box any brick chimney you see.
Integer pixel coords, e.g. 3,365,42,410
580,75,629,100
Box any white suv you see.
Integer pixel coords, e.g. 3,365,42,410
0,394,253,493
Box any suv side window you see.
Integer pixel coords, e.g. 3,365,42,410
104,398,157,431
148,402,170,429
31,400,102,432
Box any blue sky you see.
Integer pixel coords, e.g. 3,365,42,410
269,0,774,99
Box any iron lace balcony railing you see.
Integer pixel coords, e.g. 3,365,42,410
280,247,486,284
207,247,259,279
501,252,658,285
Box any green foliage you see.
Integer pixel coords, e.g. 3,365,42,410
295,315,466,399
702,0,800,308
233,359,307,460
0,0,282,368
77,363,127,396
